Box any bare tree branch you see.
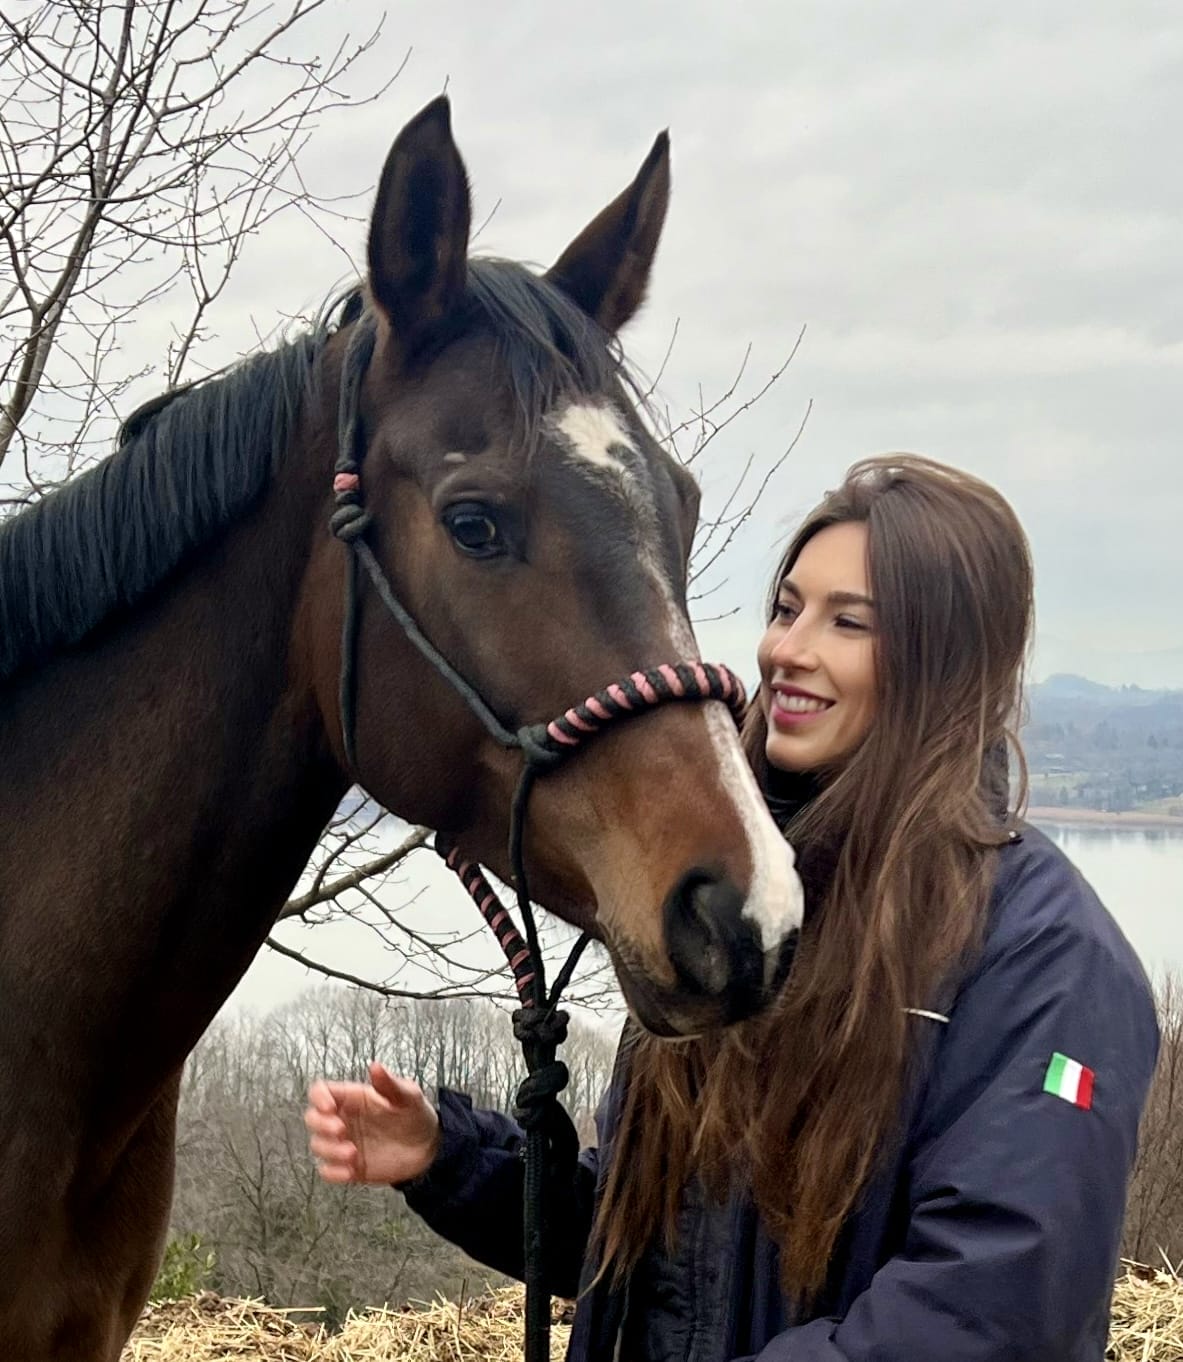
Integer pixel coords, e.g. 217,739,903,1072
276,827,432,923
0,0,392,476
262,935,516,1003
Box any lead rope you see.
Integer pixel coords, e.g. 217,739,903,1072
432,664,745,1362
328,306,749,1362
438,845,590,1358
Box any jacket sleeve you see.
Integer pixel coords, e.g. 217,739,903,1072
743,858,1160,1362
398,1088,600,1298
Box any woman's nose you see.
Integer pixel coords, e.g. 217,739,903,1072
770,619,819,672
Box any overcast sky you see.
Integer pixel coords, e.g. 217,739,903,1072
188,0,1183,693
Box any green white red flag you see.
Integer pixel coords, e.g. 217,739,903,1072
1043,1052,1094,1109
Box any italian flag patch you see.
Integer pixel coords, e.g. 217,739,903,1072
1043,1052,1094,1109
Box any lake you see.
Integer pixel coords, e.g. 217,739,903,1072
1034,819,1183,978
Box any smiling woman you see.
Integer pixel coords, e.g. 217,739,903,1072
759,519,878,774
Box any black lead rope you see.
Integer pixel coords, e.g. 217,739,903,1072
329,308,747,1362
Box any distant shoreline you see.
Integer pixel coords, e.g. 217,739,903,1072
1027,805,1183,830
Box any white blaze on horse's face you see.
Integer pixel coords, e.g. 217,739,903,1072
552,400,667,583
551,398,804,987
554,402,635,476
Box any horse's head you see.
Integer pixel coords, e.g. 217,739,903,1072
302,98,802,1037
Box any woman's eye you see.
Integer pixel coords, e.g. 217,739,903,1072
836,615,869,631
443,503,503,558
773,600,798,621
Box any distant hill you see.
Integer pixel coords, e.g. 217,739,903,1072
1023,675,1183,814
1035,673,1116,701
1032,637,1183,691
1030,673,1183,709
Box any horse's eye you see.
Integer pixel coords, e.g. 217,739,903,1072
442,502,504,558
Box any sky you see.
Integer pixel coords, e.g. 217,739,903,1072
202,0,1183,694
14,2,1183,1014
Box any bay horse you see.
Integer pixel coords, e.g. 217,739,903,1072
0,98,802,1360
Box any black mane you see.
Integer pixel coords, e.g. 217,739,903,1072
0,260,623,686
0,312,336,685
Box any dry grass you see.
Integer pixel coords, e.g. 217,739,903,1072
122,1264,1183,1361
122,1284,571,1361
1108,1260,1183,1361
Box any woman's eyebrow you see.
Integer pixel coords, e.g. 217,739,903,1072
780,579,874,609
827,590,875,608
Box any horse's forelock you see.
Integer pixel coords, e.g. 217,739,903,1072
463,258,652,456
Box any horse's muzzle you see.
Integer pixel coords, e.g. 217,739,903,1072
618,867,799,1036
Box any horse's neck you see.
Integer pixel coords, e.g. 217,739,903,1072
0,459,346,1084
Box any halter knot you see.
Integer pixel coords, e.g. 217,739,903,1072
514,1060,571,1130
330,503,371,541
512,1004,570,1050
516,723,568,772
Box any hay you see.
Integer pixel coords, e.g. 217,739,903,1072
1107,1259,1183,1361
123,1264,1183,1361
122,1284,572,1361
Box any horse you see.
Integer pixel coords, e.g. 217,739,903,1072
0,97,802,1360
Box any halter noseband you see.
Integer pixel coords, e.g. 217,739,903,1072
328,311,747,1362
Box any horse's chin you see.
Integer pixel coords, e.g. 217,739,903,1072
620,989,768,1040
607,941,777,1040
624,1001,703,1041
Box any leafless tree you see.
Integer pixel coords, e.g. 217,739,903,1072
171,987,618,1313
652,321,812,611
0,0,394,492
1125,969,1183,1269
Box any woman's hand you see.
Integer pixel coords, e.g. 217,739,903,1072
304,1062,441,1186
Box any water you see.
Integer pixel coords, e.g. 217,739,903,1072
1033,819,1183,979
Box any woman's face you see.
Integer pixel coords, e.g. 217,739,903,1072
757,521,878,775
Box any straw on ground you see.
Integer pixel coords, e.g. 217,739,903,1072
122,1264,1181,1361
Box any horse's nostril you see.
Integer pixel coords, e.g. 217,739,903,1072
663,869,762,1004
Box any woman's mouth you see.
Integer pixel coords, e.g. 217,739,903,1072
770,690,834,729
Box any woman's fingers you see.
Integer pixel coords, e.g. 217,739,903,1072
306,1079,338,1114
309,1133,357,1164
316,1160,359,1185
305,1068,433,1186
368,1061,410,1105
303,1106,347,1140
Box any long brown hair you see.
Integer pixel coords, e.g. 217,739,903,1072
593,455,1035,1304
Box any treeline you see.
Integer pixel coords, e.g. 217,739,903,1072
169,974,1183,1318
169,989,617,1322
1024,675,1183,812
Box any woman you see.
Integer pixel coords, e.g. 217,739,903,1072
304,455,1158,1362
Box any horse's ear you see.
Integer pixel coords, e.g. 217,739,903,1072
368,96,471,357
546,132,670,334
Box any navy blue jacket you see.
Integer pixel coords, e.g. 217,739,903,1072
403,827,1159,1361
